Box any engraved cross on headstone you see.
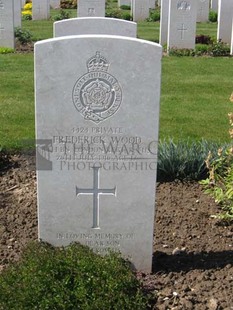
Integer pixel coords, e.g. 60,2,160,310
177,23,187,40
0,23,4,39
76,167,116,229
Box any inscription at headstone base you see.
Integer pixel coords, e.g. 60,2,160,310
54,17,137,38
0,0,15,49
35,35,162,272
78,0,105,17
167,0,197,51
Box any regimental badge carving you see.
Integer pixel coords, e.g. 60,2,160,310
72,52,122,124
177,1,191,10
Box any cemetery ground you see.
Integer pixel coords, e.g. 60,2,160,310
0,153,233,309
0,10,233,310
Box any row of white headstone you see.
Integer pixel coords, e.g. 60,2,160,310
160,0,233,52
1,0,233,54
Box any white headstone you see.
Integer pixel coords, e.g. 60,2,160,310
50,0,60,9
211,0,218,11
32,0,50,20
35,34,162,272
217,0,233,44
167,0,197,51
78,0,105,17
54,17,137,38
132,0,150,21
197,0,209,22
118,0,131,6
159,0,169,46
14,0,22,28
0,0,15,49
149,0,155,9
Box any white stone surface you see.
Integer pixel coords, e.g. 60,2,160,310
0,0,15,49
78,0,105,17
149,0,155,9
167,0,197,51
217,0,233,44
32,0,50,20
54,17,137,38
132,0,150,21
14,0,22,28
197,0,209,22
50,0,60,9
35,34,162,272
159,0,169,46
211,0,218,11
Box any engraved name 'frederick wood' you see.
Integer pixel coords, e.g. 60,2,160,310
72,52,122,124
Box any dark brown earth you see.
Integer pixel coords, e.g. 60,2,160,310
0,154,232,310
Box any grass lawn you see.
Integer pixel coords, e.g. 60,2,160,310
0,10,232,150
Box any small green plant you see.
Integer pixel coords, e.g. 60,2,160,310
14,27,33,45
195,44,209,56
210,40,230,57
157,139,224,182
106,8,132,20
53,9,71,21
209,10,218,23
0,242,148,310
168,48,195,56
200,95,233,222
146,9,160,22
0,47,14,54
120,4,130,10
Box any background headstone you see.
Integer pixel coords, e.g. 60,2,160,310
0,0,15,49
21,0,25,8
167,0,197,51
196,0,209,22
217,0,233,44
149,0,156,9
78,0,105,17
35,35,162,272
32,0,50,20
14,0,22,28
50,0,60,9
211,0,218,11
132,0,150,21
159,0,169,46
54,17,137,38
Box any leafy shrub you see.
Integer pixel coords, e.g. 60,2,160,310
195,44,209,56
14,27,33,45
195,34,212,45
0,47,14,54
0,242,148,310
200,97,233,223
120,4,131,10
210,40,230,57
157,139,224,182
168,48,195,56
60,0,77,9
106,9,132,20
22,12,32,20
146,9,160,22
53,9,71,21
209,10,218,22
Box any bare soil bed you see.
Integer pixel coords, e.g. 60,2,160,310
0,154,232,310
